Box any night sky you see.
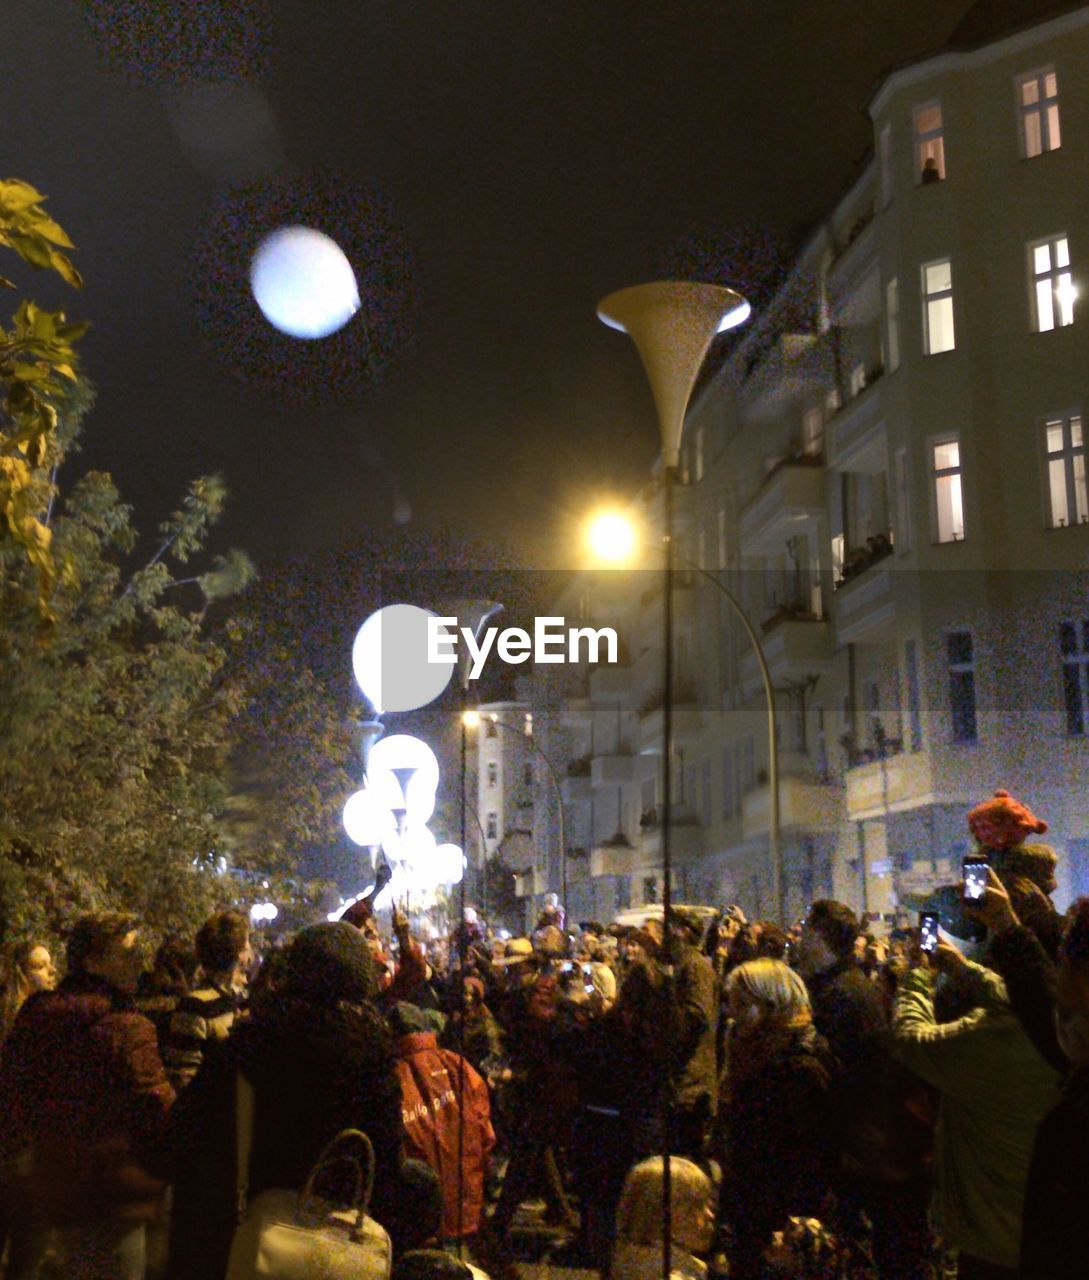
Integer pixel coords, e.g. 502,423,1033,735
4,1,976,573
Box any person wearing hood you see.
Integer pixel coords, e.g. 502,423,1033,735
389,1001,494,1244
155,921,423,1280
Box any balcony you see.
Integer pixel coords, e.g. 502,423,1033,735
637,805,704,862
739,609,834,693
739,456,826,557
590,838,638,878
827,375,886,474
590,663,633,702
743,331,832,417
591,752,637,788
741,773,843,840
637,694,703,751
845,749,937,820
834,555,895,645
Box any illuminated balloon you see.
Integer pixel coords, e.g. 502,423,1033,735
368,735,440,796
352,605,454,714
342,789,396,848
250,226,360,339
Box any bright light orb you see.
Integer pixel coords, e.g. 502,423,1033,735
435,842,465,885
587,510,638,565
352,604,455,713
250,226,360,339
368,735,440,797
342,788,397,848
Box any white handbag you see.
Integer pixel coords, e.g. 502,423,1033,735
226,1074,392,1280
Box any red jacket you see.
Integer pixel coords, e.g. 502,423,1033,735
0,976,175,1225
393,1031,494,1239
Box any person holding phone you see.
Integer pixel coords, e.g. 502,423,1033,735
891,918,1061,1277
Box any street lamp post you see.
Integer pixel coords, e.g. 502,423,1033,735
464,709,568,929
598,280,749,1280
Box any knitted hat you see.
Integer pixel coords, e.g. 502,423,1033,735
284,922,378,1005
967,789,1047,850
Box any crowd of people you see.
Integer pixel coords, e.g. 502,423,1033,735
0,786,1087,1280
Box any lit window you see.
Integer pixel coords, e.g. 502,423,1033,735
1018,68,1061,158
1030,235,1074,332
1060,621,1089,736
915,102,945,183
1044,413,1088,528
886,278,900,371
932,438,964,543
485,811,498,840
487,761,498,788
849,364,867,397
946,630,977,743
831,532,845,580
923,259,956,353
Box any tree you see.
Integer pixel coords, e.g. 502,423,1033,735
0,179,86,617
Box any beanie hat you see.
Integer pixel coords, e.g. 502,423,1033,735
284,922,378,1005
967,789,1047,850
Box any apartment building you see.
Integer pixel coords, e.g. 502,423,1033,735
522,3,1089,928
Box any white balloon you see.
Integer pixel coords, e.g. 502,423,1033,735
364,767,407,813
352,605,455,714
250,226,360,339
435,842,466,886
342,789,396,848
368,735,440,796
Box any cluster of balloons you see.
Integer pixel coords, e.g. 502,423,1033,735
341,733,464,911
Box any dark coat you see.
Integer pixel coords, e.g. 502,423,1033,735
721,1023,838,1279
0,974,175,1226
1019,1065,1089,1279
154,994,405,1280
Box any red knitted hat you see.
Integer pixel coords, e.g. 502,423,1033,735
967,789,1048,850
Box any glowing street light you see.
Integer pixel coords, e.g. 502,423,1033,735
585,508,639,566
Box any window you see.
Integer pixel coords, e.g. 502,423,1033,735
886,278,900,371
879,122,894,206
523,762,534,788
849,363,867,398
905,638,924,751
802,407,823,457
825,387,841,416
813,704,829,778
946,630,978,743
1060,621,1089,735
1030,236,1074,332
485,811,498,840
1018,68,1061,158
923,259,956,353
1045,413,1088,528
914,101,945,183
894,447,912,553
932,438,965,542
486,761,498,788
831,532,845,581
485,720,498,739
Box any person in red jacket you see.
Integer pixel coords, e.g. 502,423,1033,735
0,911,175,1280
389,1002,494,1243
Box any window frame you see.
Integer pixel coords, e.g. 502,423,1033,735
886,277,901,372
1060,620,1089,736
930,434,965,544
914,100,946,184
1028,234,1074,333
944,628,978,744
1016,66,1061,159
1043,410,1088,529
922,257,956,355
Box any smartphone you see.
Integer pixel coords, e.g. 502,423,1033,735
561,961,574,973
919,911,940,954
584,983,595,995
963,855,989,902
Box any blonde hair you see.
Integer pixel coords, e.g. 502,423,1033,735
726,958,811,1022
614,1155,712,1248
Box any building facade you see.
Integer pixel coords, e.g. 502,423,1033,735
521,5,1089,928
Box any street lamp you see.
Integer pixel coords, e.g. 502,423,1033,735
463,709,569,928
598,281,748,1280
585,506,784,923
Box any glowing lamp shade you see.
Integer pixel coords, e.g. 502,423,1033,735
586,510,638,565
368,735,441,797
250,226,360,339
435,842,465,885
352,604,455,714
342,788,397,848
